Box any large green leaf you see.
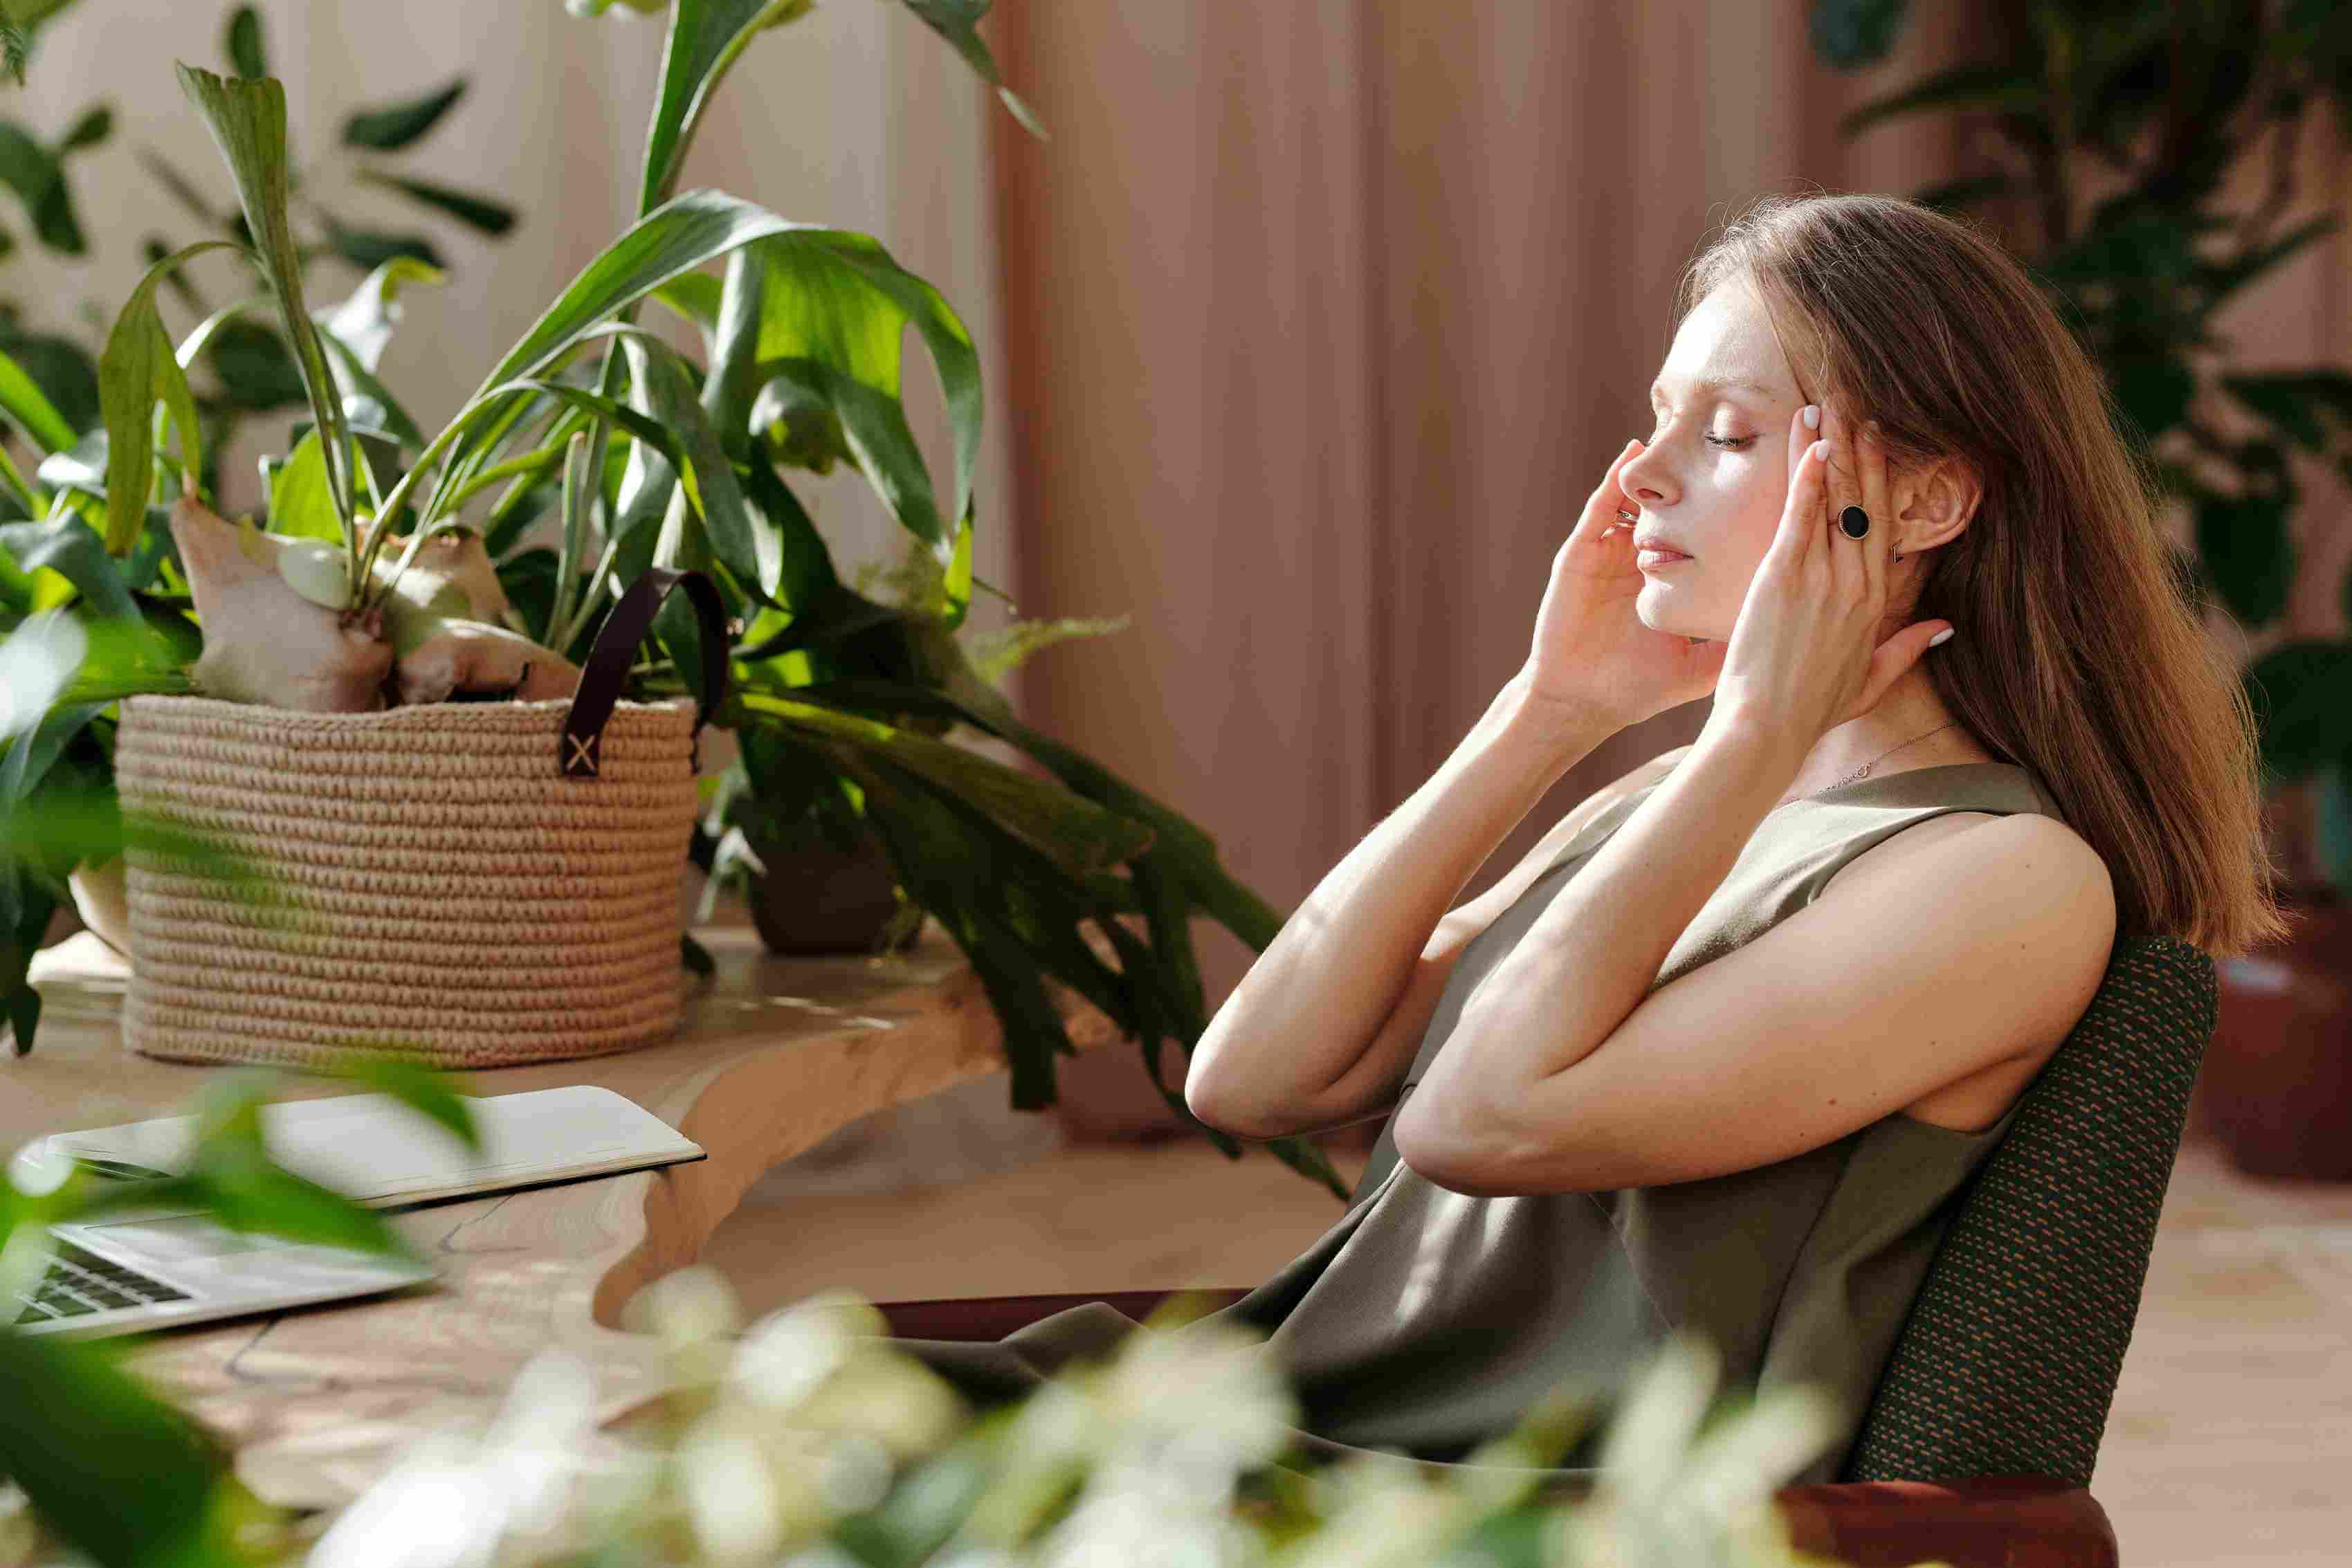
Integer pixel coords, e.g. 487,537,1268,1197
472,190,808,396
327,1054,482,1152
0,328,100,436
315,329,427,453
733,689,1155,875
355,168,516,235
2195,491,2293,628
797,675,1284,949
637,0,814,213
224,3,264,78
342,78,466,151
0,518,135,620
2194,214,2340,311
318,255,446,374
0,120,86,254
180,1072,414,1260
613,327,778,601
202,318,310,413
372,375,700,606
2243,639,2352,780
2221,370,2352,453
0,1330,271,1568
400,190,815,534
1834,61,2043,138
651,270,724,346
835,748,1099,1111
895,0,1045,137
732,229,983,546
174,64,353,537
267,430,341,543
0,343,78,455
1808,0,1911,70
58,104,112,153
827,744,1342,1196
96,241,231,554
318,217,444,274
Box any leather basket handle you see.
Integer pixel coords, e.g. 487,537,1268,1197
560,567,730,779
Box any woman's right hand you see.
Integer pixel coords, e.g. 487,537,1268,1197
1519,439,1731,729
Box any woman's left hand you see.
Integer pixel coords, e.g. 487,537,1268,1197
1706,402,1955,751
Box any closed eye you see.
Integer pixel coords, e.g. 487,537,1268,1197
1705,434,1756,449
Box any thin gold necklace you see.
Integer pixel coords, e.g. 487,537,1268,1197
1776,721,1962,809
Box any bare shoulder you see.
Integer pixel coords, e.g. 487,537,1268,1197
1821,806,2107,906
1825,810,2116,1132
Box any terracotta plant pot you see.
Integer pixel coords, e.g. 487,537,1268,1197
747,828,906,954
2193,883,2352,1181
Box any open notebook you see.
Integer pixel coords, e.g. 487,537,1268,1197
36,1084,707,1210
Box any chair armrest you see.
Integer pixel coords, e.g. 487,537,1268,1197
1769,1475,2117,1568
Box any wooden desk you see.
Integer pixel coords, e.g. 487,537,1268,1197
10,925,1118,1512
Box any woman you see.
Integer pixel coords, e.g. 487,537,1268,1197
879,192,2289,1486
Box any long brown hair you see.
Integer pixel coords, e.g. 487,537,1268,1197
1679,190,2291,958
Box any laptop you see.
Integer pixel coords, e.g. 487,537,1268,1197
11,1084,707,1340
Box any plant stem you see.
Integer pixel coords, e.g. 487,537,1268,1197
0,444,42,516
547,430,595,648
439,441,571,513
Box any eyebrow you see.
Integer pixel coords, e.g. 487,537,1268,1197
1650,375,1779,402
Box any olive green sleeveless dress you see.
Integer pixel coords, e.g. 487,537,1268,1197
877,754,2068,1486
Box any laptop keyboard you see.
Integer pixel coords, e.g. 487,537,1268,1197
10,1239,190,1324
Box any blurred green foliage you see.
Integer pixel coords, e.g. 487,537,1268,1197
1812,0,2352,893
0,1,518,506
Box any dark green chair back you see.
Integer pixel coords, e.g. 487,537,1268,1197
1841,932,2217,1485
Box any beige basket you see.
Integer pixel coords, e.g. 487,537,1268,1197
112,569,725,1069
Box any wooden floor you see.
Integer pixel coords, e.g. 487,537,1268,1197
702,1084,2352,1568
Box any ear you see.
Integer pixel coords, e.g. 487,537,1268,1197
1892,455,1981,551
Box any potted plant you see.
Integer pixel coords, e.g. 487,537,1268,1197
1,1,1349,1197
0,0,525,963
1810,0,2352,1178
698,532,1130,956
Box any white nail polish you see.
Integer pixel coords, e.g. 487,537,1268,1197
1802,405,1821,430
1928,628,1955,647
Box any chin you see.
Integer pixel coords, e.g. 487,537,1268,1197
1634,591,1704,639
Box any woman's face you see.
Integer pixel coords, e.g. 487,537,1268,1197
1618,273,1810,638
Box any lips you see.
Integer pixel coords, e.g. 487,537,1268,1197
1634,540,1691,561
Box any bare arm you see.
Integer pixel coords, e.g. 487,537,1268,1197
1183,672,1639,1141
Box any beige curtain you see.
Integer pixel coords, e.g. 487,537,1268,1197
985,1,2352,1084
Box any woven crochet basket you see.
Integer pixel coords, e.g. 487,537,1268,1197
113,568,728,1069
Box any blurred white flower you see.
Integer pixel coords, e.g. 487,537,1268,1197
1276,1460,1468,1568
1032,1452,1262,1568
636,1264,742,1348
1094,1318,1298,1474
308,1352,614,1568
816,1432,896,1515
307,1434,505,1568
1594,1332,1719,1508
679,1424,782,1563
730,1291,873,1409
6,1140,73,1198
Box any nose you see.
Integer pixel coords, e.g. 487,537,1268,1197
1619,439,1674,508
